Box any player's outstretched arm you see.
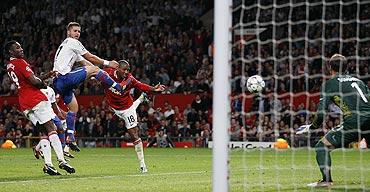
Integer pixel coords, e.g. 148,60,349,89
82,52,119,68
27,74,47,89
39,71,58,80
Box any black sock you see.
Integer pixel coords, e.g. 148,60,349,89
315,141,333,182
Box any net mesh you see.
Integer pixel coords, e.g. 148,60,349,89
230,0,370,191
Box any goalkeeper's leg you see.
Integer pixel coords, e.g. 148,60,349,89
309,128,359,187
315,139,334,183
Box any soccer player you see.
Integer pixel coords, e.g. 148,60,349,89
296,54,370,187
103,60,166,173
4,40,75,175
53,22,126,151
34,86,75,159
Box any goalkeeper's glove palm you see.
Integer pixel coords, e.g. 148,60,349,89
296,124,311,135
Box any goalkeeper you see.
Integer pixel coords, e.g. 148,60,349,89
296,54,370,187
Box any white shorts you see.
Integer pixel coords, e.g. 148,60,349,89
23,101,55,126
112,99,141,129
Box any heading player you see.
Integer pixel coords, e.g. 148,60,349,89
53,22,127,151
103,60,165,173
297,54,370,187
4,40,75,175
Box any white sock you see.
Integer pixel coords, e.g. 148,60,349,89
134,139,145,167
35,140,42,151
39,139,52,166
49,133,66,163
64,145,70,153
133,98,142,109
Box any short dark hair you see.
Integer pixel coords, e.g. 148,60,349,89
66,22,80,30
118,59,130,68
329,54,347,73
3,40,17,59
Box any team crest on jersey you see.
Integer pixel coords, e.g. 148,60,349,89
109,87,122,95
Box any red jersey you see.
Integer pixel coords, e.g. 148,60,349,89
6,58,47,111
104,68,151,110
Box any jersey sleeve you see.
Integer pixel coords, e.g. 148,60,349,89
311,81,332,129
130,75,151,92
76,54,85,62
69,39,88,55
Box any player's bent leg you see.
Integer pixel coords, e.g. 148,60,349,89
37,136,60,175
44,121,75,173
307,138,334,187
85,65,126,92
33,137,45,159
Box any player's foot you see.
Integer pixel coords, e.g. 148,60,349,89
59,161,76,174
140,166,148,173
68,142,80,152
43,164,61,176
139,92,150,103
64,151,75,158
32,146,41,159
307,180,333,187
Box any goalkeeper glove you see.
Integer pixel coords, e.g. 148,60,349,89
296,124,311,135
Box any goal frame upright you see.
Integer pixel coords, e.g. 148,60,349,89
212,0,232,191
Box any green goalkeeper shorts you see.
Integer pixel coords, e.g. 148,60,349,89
324,116,370,148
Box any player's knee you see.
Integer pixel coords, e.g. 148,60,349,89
45,121,57,133
315,138,334,153
85,65,100,76
133,137,142,145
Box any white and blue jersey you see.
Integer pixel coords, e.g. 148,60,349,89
53,37,88,104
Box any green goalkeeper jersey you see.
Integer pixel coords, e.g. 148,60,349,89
312,75,370,130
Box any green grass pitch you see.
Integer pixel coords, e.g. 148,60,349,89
0,148,369,192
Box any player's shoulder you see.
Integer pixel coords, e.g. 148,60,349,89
65,37,83,46
7,58,28,69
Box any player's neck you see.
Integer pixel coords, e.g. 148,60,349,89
114,70,124,80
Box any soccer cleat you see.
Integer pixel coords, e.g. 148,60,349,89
140,166,148,173
59,161,76,174
139,92,150,104
64,151,75,158
307,180,333,187
68,142,80,152
43,164,61,176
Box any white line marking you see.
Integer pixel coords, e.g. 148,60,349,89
0,171,209,184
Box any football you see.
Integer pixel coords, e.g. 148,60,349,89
247,75,265,93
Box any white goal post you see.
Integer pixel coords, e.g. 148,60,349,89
212,0,232,191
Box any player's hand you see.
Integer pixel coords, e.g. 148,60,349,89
48,71,58,78
109,60,119,69
153,83,166,92
296,124,311,135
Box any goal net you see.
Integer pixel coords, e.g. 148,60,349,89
213,0,370,191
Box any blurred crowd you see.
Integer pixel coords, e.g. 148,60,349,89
1,0,369,147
